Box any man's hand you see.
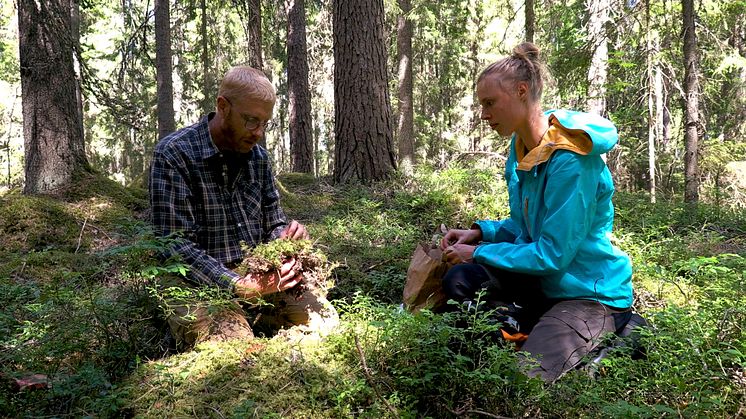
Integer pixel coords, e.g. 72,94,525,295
234,257,303,298
440,228,482,250
280,220,309,240
442,244,476,265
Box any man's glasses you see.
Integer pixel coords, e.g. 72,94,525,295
224,97,275,131
242,115,275,132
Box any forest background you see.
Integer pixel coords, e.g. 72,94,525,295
1,0,746,417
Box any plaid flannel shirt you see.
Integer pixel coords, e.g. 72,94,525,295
149,113,287,288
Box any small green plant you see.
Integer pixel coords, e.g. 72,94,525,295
326,293,541,417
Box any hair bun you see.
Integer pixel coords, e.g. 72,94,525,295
512,42,541,61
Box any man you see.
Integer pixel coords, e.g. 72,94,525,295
149,66,338,347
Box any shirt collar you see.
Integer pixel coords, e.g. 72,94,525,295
197,112,257,161
197,112,223,160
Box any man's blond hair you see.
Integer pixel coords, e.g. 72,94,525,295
218,66,276,104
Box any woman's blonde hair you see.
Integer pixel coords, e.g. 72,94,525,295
478,42,545,103
218,66,276,103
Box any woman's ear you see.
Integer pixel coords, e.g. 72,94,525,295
516,81,529,100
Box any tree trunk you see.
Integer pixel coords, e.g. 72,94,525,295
682,0,700,203
525,0,535,42
397,0,415,175
646,5,657,204
313,108,320,176
333,0,396,183
586,0,608,116
247,0,263,69
645,0,657,203
244,0,265,149
70,0,84,141
469,0,485,152
718,15,746,141
155,0,175,139
287,0,314,173
200,0,212,115
18,0,90,194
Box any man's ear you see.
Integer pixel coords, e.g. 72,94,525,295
216,96,230,115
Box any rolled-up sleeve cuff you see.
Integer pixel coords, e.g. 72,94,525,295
217,269,241,288
268,225,286,241
185,258,242,289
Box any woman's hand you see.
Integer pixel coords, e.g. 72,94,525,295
442,244,476,264
234,257,303,298
440,228,482,250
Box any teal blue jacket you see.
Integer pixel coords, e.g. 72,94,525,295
472,110,633,309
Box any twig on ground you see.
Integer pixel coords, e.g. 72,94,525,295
207,406,225,418
463,409,512,419
364,258,394,272
444,404,512,419
75,217,88,253
11,261,27,279
354,334,399,418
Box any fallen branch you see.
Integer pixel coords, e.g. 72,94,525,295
445,404,512,419
364,258,395,273
75,217,88,253
454,151,508,162
354,334,399,417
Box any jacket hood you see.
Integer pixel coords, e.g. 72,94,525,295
515,109,619,171
546,109,618,156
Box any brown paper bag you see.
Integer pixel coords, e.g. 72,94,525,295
402,243,452,313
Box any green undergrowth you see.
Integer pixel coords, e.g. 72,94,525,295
279,167,510,304
1,167,745,417
0,174,164,416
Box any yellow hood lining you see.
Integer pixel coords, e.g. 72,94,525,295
515,114,593,171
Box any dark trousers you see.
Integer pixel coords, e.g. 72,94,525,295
442,263,626,382
441,263,549,332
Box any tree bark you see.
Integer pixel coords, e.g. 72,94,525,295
70,0,84,141
200,0,212,115
18,0,90,194
396,0,415,175
469,0,485,152
287,0,314,173
646,4,658,203
247,0,264,69
155,0,175,139
525,0,535,42
586,0,608,116
242,0,265,149
682,0,700,203
332,0,396,183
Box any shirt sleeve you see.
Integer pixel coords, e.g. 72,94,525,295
260,158,288,241
473,152,599,275
150,149,240,288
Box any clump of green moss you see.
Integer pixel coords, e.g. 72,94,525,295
234,239,334,297
0,195,81,253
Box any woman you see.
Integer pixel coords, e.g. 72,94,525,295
440,42,634,382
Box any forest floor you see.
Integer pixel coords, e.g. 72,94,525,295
1,168,745,418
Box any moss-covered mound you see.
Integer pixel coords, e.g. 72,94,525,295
0,172,148,254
